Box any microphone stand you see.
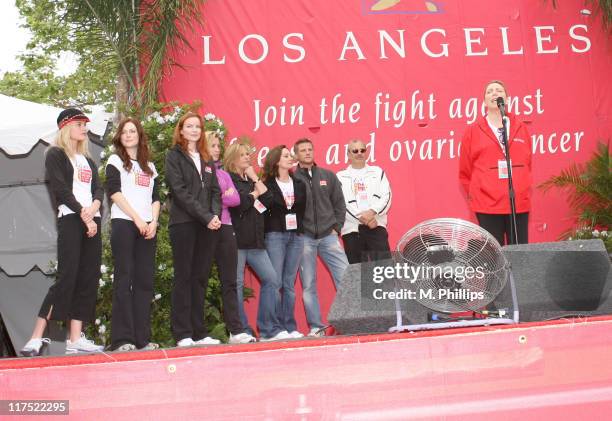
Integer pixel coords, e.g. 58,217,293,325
500,114,519,245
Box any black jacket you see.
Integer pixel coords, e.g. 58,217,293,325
264,175,307,234
165,145,221,226
293,165,346,238
228,172,273,249
45,146,104,214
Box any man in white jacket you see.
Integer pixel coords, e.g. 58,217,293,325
337,139,392,263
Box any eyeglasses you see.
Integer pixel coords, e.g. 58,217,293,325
351,148,367,154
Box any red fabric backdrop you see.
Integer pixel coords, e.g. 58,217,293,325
160,0,611,332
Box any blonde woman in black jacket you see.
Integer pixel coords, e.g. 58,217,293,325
165,112,222,347
21,108,104,356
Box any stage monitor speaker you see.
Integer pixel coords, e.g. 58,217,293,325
328,261,429,335
503,239,612,322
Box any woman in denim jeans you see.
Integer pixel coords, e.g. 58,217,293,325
224,142,291,342
262,146,307,338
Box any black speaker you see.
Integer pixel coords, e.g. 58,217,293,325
503,239,612,322
328,261,429,335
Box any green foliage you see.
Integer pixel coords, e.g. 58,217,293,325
87,103,250,347
0,0,114,108
0,0,205,111
540,142,612,251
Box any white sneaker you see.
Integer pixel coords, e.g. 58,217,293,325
289,330,304,339
140,342,159,350
229,332,257,344
194,337,221,345
308,327,325,337
66,333,104,354
177,338,195,347
20,338,51,357
115,343,136,352
260,330,292,342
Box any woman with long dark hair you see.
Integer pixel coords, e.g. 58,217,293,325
106,117,160,351
165,112,222,347
20,108,104,356
262,145,306,338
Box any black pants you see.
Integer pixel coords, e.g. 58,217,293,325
169,222,218,342
110,219,156,349
39,214,101,323
342,225,391,264
215,225,244,334
476,212,529,245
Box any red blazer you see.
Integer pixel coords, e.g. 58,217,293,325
459,113,532,214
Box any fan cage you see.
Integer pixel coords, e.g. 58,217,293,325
396,218,510,313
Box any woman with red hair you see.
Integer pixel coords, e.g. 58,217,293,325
165,112,222,347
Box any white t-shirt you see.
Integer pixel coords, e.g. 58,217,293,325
58,154,101,218
348,166,369,211
486,115,510,154
106,154,158,221
190,151,202,176
276,178,295,209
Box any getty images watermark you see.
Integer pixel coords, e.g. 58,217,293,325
357,254,489,311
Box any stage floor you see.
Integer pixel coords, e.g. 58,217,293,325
2,316,612,419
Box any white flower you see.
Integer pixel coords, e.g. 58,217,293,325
215,118,222,125
148,111,161,121
592,229,600,237
155,116,165,124
174,106,181,113
164,114,173,122
100,150,106,159
204,113,216,120
158,264,165,270
157,133,165,140
601,231,608,237
154,293,161,300
109,145,115,152
100,264,107,274
99,279,106,288
95,318,101,325
98,325,106,334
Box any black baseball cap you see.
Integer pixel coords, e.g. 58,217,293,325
57,108,90,129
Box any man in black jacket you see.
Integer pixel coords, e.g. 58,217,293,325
293,138,349,337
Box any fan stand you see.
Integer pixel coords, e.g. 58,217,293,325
389,272,520,333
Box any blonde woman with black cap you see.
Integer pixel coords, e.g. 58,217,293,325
20,108,104,356
106,117,160,351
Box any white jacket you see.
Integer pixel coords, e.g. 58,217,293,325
337,164,392,236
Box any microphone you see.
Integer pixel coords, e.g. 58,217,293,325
496,97,506,117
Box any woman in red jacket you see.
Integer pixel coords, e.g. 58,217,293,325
459,80,532,245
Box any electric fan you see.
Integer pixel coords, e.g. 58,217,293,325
389,218,519,332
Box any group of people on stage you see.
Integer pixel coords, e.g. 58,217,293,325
19,79,532,357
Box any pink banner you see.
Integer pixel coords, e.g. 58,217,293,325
160,0,611,328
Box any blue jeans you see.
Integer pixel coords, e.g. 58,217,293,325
265,231,304,332
299,233,349,329
236,249,283,339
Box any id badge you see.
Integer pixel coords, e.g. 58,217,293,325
285,213,297,230
498,159,511,179
357,190,369,210
253,199,267,213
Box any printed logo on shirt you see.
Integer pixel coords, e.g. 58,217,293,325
76,164,92,183
514,138,525,143
134,168,151,187
320,180,327,186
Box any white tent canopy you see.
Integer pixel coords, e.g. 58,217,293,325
0,94,111,156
